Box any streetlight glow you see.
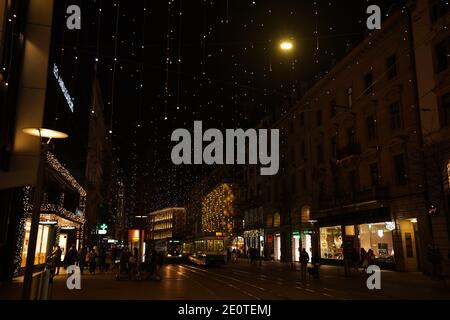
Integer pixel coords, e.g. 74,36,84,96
280,40,294,51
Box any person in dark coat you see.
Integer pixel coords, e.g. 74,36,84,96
77,246,87,274
65,245,77,268
51,246,62,275
88,249,97,274
300,248,310,282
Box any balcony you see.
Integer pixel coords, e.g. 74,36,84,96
318,185,389,210
336,143,362,161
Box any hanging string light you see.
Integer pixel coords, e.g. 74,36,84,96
138,3,147,128
164,0,172,121
176,0,183,112
110,0,121,134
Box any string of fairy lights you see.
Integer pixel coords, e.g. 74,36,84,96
201,183,235,234
5,1,414,217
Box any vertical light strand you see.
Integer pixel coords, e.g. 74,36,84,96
164,0,172,121
138,2,147,127
313,1,320,64
110,0,121,134
176,0,183,111
92,0,103,115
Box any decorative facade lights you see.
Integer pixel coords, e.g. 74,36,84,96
201,183,235,233
53,63,74,112
46,152,87,197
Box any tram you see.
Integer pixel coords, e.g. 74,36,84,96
183,233,226,266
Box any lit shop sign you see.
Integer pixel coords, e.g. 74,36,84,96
53,63,74,112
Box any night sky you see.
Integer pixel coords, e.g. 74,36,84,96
44,0,394,214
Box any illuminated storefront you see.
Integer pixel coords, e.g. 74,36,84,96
243,229,264,257
20,221,53,267
319,222,396,266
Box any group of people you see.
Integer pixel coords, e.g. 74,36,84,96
226,248,239,263
350,248,376,272
48,244,111,276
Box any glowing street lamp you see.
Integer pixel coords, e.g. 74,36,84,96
22,128,68,300
280,40,294,52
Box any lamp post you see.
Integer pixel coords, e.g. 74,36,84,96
21,128,68,300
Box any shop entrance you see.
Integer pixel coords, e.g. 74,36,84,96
400,219,419,272
274,234,281,261
292,235,300,262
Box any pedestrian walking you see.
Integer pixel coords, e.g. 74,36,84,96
50,246,62,275
231,248,237,263
361,248,369,272
88,249,97,274
77,246,87,274
65,245,77,268
300,248,310,282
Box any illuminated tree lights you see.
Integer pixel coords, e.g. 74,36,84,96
201,183,235,233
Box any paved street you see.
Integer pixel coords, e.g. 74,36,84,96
2,260,449,300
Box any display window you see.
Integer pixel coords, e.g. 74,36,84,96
21,221,51,267
358,223,395,263
320,226,343,260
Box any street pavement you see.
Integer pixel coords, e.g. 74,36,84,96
1,260,450,300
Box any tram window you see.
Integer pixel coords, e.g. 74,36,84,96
214,240,224,252
207,240,214,252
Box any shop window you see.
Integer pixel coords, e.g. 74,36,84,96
21,221,51,267
358,223,395,263
320,226,343,260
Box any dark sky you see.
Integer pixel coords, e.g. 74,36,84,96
44,0,395,214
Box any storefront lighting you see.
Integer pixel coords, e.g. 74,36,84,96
23,128,68,141
410,218,418,223
39,221,57,225
378,229,384,238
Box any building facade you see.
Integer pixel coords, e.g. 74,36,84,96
238,6,449,273
412,0,450,275
147,207,187,241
